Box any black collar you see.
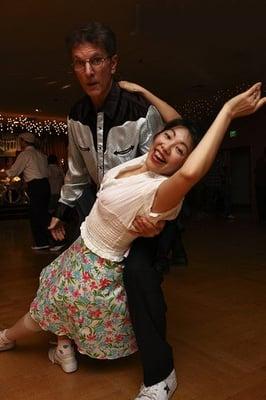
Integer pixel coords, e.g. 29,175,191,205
85,81,121,119
99,81,121,119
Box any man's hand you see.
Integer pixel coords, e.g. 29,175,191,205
129,216,165,237
48,217,66,241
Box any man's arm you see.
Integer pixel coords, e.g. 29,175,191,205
53,118,91,221
1,152,28,179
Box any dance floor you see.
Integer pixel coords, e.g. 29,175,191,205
1,216,266,400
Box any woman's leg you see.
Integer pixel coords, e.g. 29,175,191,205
0,312,41,351
1,313,78,373
3,312,41,341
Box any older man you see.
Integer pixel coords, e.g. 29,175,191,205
49,22,178,400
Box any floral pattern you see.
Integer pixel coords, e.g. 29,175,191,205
30,237,137,359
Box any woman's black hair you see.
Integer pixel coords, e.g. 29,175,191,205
161,118,202,149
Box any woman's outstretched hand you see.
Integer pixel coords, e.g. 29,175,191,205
224,82,266,119
118,80,144,93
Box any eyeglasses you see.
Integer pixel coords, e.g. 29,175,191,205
72,56,110,71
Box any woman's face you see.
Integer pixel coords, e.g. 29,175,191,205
146,126,193,176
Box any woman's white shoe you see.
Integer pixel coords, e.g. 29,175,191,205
0,329,16,351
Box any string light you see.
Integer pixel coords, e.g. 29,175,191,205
177,82,251,123
0,114,67,136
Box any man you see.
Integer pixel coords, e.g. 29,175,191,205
49,22,178,399
0,132,50,250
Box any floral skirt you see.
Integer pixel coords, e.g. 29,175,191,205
30,237,137,359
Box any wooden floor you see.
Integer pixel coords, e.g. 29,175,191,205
1,216,266,399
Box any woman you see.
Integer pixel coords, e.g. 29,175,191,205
0,82,265,397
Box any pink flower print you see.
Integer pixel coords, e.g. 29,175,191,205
73,243,82,252
78,316,84,324
52,313,59,321
67,304,78,315
82,271,91,282
63,270,73,280
104,320,113,329
50,269,57,277
44,278,51,286
30,300,38,310
44,306,52,316
60,326,69,335
97,257,105,267
64,287,69,293
86,333,97,342
117,292,125,302
90,309,102,318
115,334,123,343
99,278,111,289
50,286,57,296
73,289,80,298
40,320,49,329
105,336,113,344
89,281,98,290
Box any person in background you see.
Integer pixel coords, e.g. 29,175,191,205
0,132,50,250
47,154,66,251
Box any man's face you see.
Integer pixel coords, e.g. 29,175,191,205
71,42,118,107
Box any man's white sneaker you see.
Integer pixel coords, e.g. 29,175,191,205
48,344,78,373
31,245,50,250
0,329,16,351
135,370,177,399
49,244,65,252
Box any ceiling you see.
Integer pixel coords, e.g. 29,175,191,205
1,0,266,120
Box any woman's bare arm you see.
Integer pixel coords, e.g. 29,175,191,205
152,82,266,213
118,80,181,122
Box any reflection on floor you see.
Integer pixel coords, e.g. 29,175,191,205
1,217,266,400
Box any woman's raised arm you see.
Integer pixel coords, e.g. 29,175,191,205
152,82,266,213
118,80,181,122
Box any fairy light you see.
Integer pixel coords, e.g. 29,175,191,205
178,82,252,122
0,114,67,136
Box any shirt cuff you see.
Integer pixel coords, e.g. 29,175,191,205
54,202,74,221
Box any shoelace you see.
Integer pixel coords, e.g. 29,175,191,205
136,385,161,400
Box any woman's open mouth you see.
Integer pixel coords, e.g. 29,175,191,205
152,149,166,164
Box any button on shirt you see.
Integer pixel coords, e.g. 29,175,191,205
6,146,48,182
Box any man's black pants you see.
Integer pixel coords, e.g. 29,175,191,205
27,178,50,246
124,236,174,387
